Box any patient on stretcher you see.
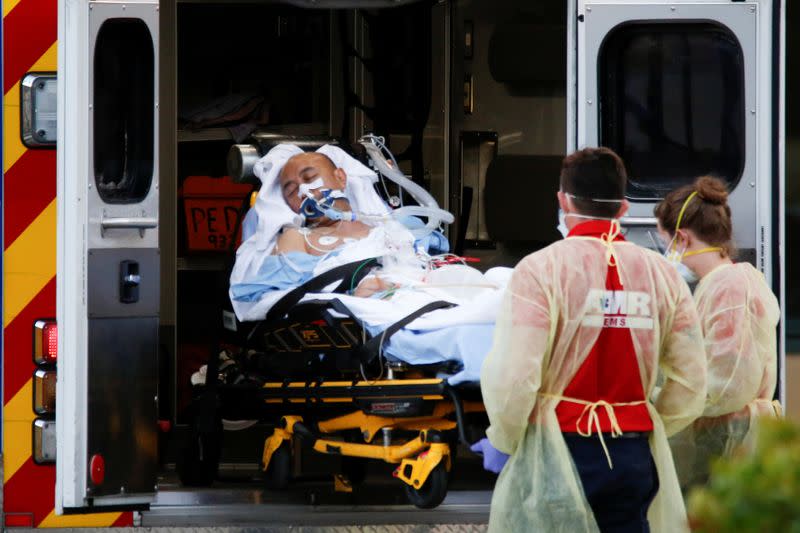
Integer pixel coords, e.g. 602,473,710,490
229,142,510,384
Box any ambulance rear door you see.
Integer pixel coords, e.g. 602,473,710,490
570,0,785,402
56,0,160,513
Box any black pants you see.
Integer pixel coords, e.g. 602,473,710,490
564,434,659,533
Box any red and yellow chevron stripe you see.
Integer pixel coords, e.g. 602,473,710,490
2,0,131,527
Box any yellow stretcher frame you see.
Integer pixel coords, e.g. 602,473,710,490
262,415,452,490
258,376,485,495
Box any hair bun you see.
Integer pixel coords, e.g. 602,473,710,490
694,175,728,205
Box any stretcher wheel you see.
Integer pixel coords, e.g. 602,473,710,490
263,442,292,490
178,431,221,487
404,462,448,509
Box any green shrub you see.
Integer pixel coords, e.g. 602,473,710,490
688,418,800,532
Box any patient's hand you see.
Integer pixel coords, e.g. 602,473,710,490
354,276,395,298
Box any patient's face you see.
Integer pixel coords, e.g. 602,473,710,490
279,153,347,213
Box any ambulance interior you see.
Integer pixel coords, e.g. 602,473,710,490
153,0,750,512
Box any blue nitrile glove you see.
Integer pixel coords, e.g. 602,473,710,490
470,437,509,474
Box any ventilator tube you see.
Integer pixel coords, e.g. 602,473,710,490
359,140,454,239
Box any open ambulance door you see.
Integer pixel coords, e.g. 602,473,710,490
56,0,160,513
570,0,786,404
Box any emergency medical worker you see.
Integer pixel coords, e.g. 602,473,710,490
655,176,781,491
477,147,707,533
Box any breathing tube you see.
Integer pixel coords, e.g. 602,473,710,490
300,187,358,222
358,134,454,239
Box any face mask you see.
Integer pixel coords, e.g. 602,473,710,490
663,234,694,281
557,209,569,239
300,188,354,221
675,261,698,285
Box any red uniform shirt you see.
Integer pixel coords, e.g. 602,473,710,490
555,220,654,434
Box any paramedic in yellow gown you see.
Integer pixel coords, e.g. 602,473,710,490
655,175,781,491
480,148,707,533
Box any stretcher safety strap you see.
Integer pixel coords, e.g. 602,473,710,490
540,392,647,469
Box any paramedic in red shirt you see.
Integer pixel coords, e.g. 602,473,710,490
474,147,707,533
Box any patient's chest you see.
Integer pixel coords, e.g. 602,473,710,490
303,221,371,253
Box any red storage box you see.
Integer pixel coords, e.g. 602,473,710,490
182,175,253,252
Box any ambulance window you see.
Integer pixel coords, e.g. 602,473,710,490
599,23,745,199
93,19,154,204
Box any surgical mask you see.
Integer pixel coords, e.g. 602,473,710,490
675,261,698,285
557,209,569,239
664,243,699,284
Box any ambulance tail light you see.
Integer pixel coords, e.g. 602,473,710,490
32,319,57,464
33,369,57,415
33,419,56,464
33,319,58,364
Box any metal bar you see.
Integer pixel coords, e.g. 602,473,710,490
101,217,159,230
618,216,657,227
312,435,428,463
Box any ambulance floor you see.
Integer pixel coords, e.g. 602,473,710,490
143,444,492,527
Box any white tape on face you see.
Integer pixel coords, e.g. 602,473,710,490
298,177,324,198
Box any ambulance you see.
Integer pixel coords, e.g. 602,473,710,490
1,0,787,527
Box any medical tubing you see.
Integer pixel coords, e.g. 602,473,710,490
349,259,378,294
360,141,442,209
391,206,454,240
359,140,454,237
365,134,403,207
444,385,473,447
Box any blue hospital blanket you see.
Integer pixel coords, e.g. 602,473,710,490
366,323,493,385
229,252,322,302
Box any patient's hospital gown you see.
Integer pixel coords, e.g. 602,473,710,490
481,237,707,533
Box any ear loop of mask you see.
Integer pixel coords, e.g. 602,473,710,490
665,191,696,260
667,191,723,260
561,192,624,223
683,246,723,258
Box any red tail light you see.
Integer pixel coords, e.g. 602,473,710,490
33,319,58,364
90,454,106,485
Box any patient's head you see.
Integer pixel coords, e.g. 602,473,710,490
279,152,347,214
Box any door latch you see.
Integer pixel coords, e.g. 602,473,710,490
120,260,141,304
